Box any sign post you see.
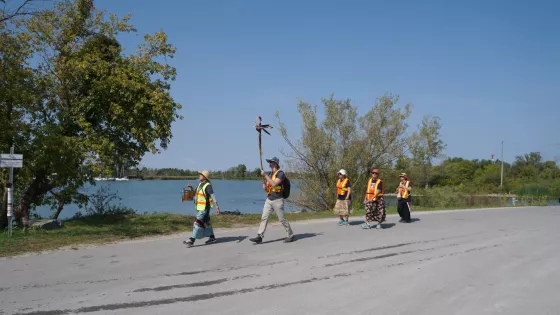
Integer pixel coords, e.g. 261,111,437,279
1,147,23,237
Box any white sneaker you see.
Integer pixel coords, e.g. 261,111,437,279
376,224,382,229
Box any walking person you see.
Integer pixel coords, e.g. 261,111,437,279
396,173,412,223
183,170,221,248
249,157,295,244
361,168,386,229
334,169,352,226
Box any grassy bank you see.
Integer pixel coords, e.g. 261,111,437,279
0,204,537,258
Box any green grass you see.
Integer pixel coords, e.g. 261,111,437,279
0,204,524,258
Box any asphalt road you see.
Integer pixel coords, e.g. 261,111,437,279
1,206,559,315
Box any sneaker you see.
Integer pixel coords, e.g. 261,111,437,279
249,235,263,244
205,237,217,244
341,220,349,226
183,240,194,248
284,235,295,243
399,219,405,223
337,219,345,226
361,223,373,229
376,224,383,229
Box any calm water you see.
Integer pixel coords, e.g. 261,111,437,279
35,180,304,220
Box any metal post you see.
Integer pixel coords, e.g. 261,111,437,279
7,146,14,236
500,141,504,191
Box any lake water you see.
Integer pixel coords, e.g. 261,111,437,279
34,180,560,220
35,180,306,220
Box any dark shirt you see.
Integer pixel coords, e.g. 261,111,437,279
267,170,285,201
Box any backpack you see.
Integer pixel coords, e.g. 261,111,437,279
282,174,291,199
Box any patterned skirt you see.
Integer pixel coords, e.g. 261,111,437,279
334,199,352,216
192,209,214,239
364,197,386,223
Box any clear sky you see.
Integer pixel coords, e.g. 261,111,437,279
94,0,560,171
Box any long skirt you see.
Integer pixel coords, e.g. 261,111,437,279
364,197,386,223
192,209,214,239
334,199,352,216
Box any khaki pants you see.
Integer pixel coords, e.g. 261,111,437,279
257,198,294,238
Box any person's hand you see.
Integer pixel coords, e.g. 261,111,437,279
260,169,266,176
216,207,221,215
262,183,266,189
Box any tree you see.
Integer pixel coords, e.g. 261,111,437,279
0,0,44,24
235,164,247,178
276,92,411,211
1,0,182,224
409,115,446,188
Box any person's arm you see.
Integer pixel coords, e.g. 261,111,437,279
346,186,352,200
206,185,221,214
211,194,221,214
376,181,384,198
406,181,412,191
261,169,282,186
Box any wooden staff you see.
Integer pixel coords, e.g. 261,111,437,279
255,116,272,184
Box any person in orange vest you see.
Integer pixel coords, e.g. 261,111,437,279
249,157,294,244
396,172,412,223
361,168,386,229
334,169,352,226
183,170,221,248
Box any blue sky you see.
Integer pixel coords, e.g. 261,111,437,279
94,0,560,171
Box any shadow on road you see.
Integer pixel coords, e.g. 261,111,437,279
348,220,365,226
381,223,396,229
261,232,323,244
215,236,248,244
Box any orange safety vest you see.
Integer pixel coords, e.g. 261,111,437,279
398,181,410,199
365,178,384,201
337,178,349,195
265,170,283,194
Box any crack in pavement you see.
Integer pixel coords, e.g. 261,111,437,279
132,274,260,293
3,259,297,293
317,232,486,259
12,243,505,315
321,243,462,268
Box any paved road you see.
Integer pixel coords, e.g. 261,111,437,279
1,206,560,315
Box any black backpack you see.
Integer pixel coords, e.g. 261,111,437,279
282,174,291,199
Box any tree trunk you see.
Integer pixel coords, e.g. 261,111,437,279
53,200,65,219
16,172,52,227
0,187,7,229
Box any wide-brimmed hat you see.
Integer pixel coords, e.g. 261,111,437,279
338,169,347,176
399,172,408,178
199,170,210,181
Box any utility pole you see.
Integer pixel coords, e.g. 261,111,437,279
500,141,504,191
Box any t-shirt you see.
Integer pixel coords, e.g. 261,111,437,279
267,170,285,201
338,181,352,200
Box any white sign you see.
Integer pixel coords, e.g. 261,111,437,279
0,153,23,168
0,154,23,160
0,159,22,168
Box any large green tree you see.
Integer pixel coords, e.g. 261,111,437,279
1,0,182,225
409,115,446,188
276,93,411,211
